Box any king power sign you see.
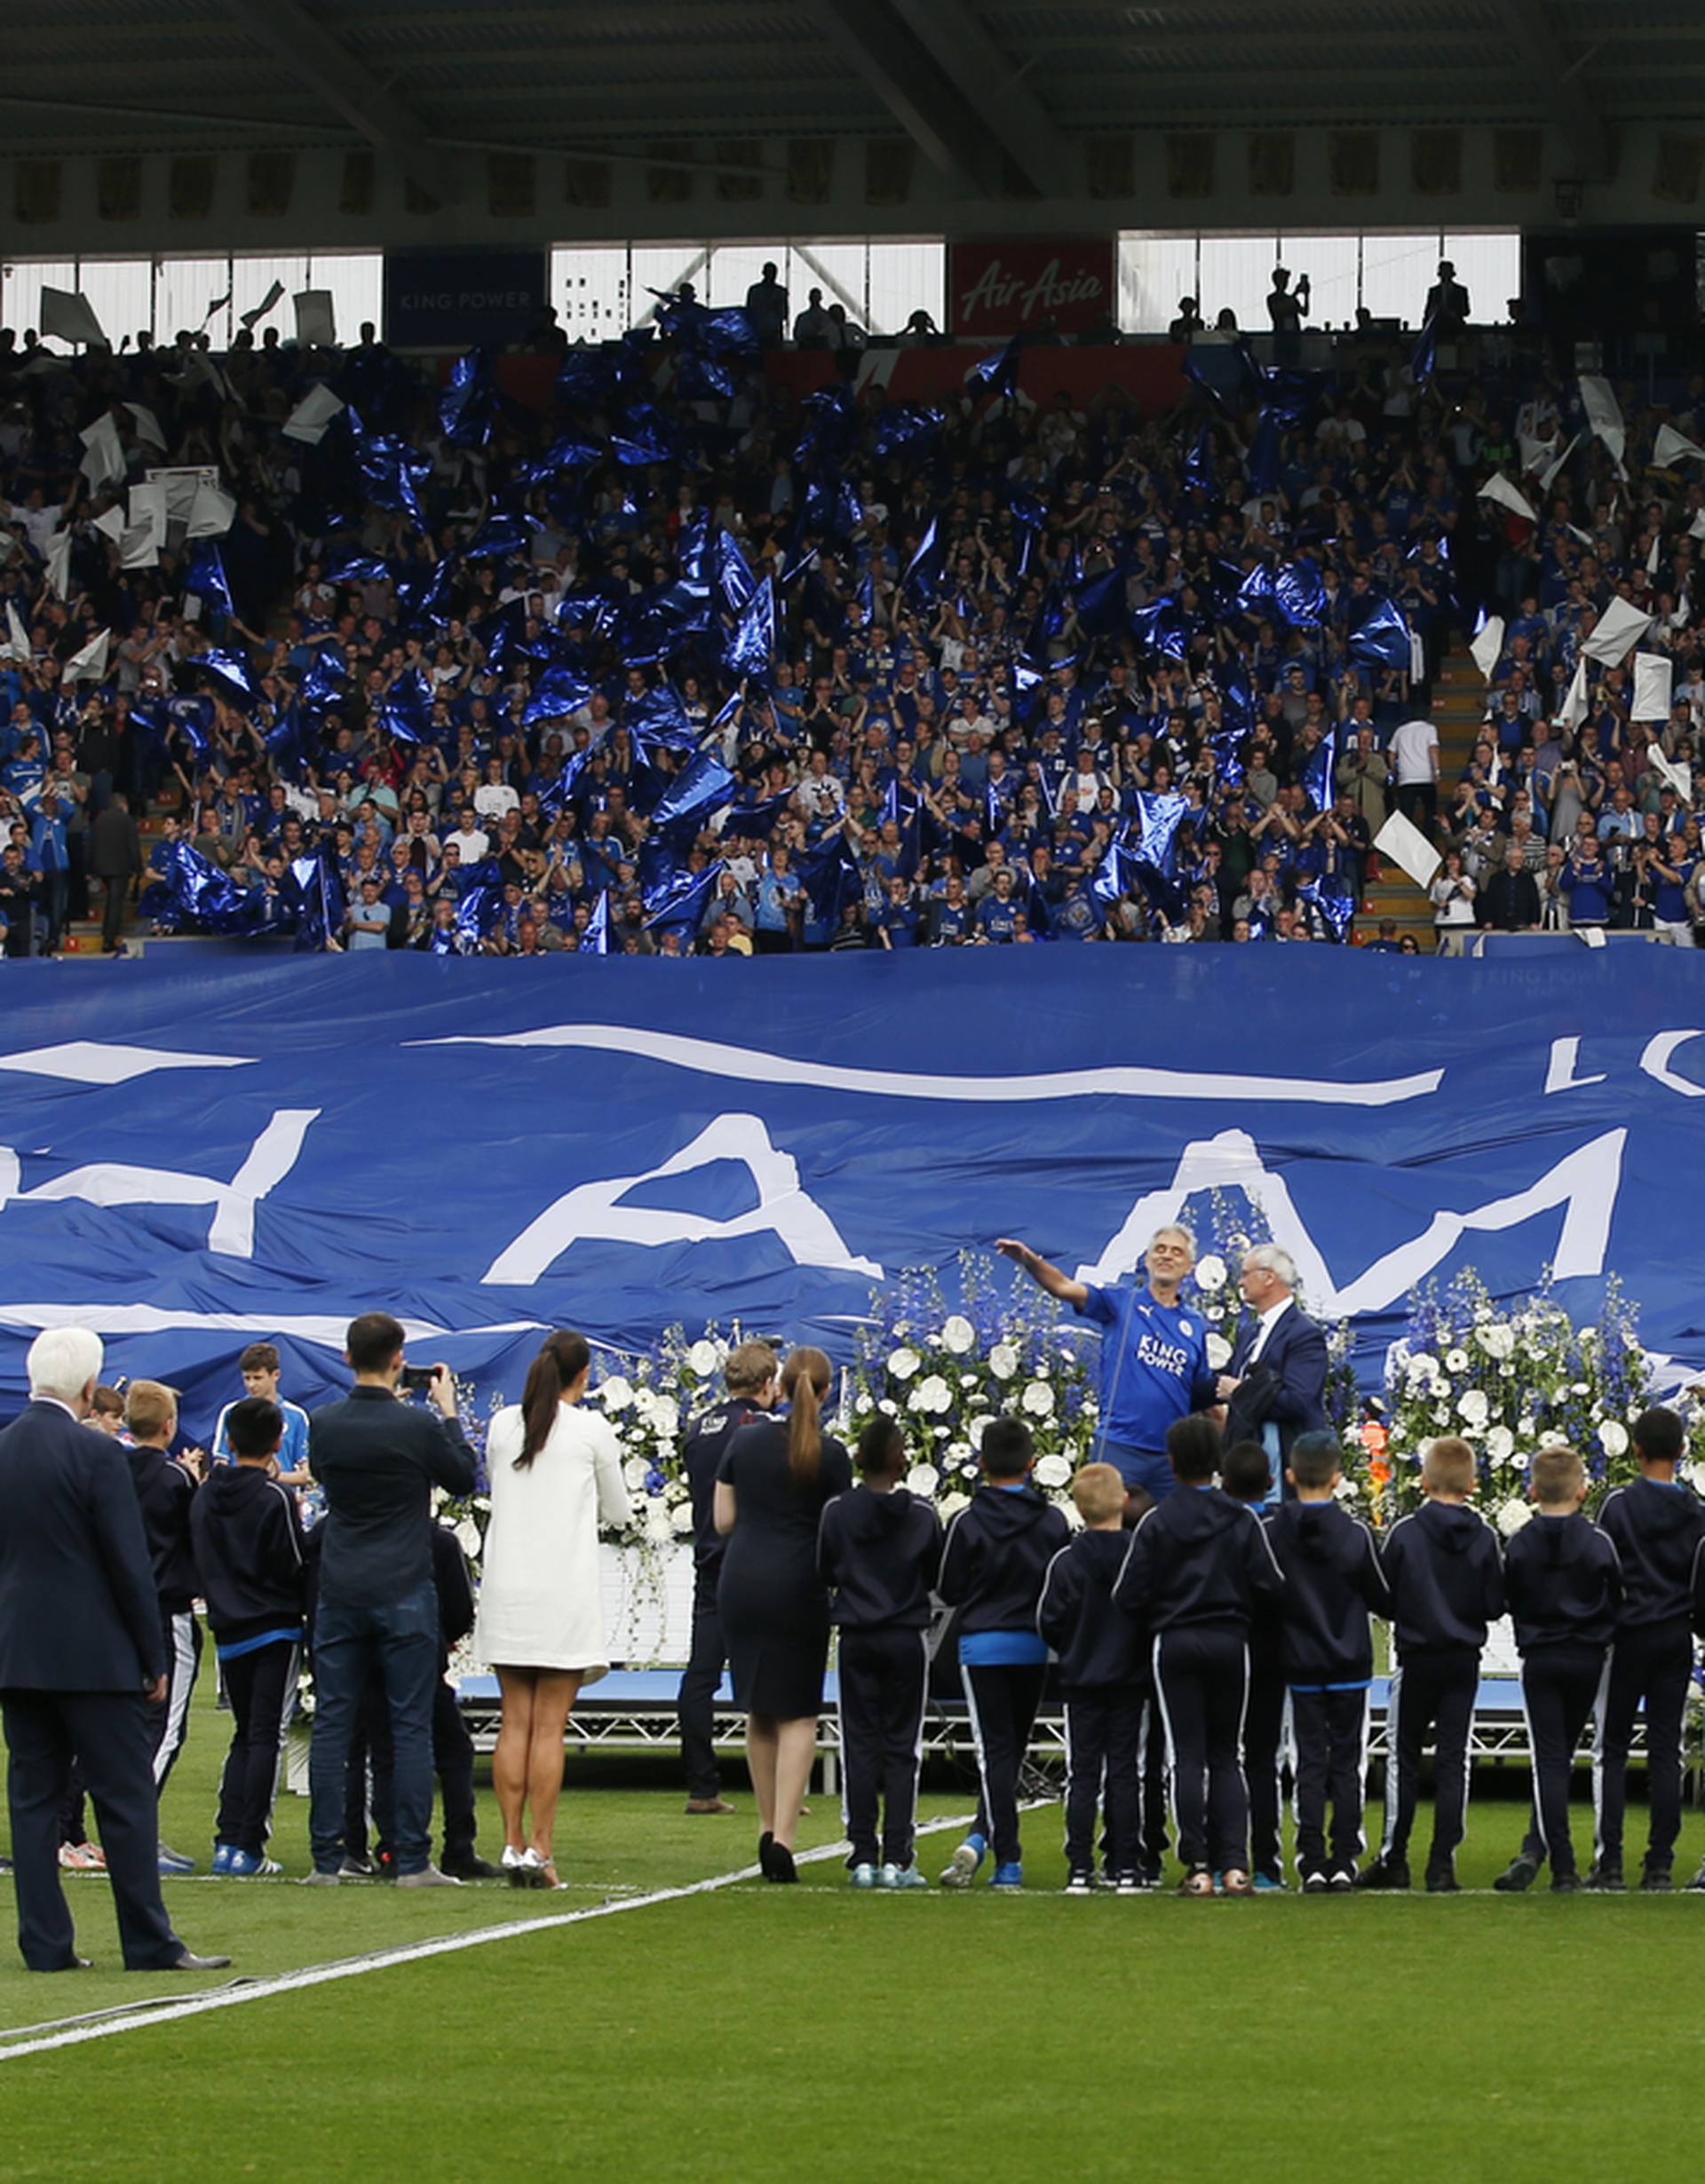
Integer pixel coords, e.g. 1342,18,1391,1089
949,236,1116,337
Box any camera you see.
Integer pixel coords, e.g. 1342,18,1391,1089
400,1365,439,1395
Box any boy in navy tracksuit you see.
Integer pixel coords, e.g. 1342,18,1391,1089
1265,1431,1392,1890
123,1381,203,1810
1493,1444,1622,1894
1222,1438,1289,1888
188,1397,306,1875
1595,1407,1705,1890
1037,1463,1148,1893
818,1416,944,1889
1359,1436,1503,1893
937,1417,1070,1890
1114,1416,1284,1895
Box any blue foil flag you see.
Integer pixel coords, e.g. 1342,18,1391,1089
523,665,597,727
1412,313,1439,389
797,836,864,925
164,694,214,758
323,548,391,585
186,542,234,621
650,749,734,835
354,431,431,526
678,516,709,586
965,338,1021,399
1130,597,1187,660
1089,838,1130,917
288,850,343,953
463,514,530,561
1210,728,1247,790
1235,563,1280,623
453,858,507,944
902,518,942,607
1348,597,1412,674
298,649,347,711
1302,729,1337,816
139,839,274,937
644,857,725,940
723,576,774,683
1274,558,1328,627
439,347,495,447
1073,563,1129,638
1299,877,1354,943
626,684,696,751
1133,790,1189,878
583,890,611,956
519,432,604,483
195,648,254,707
1130,859,1189,927
872,403,944,459
1184,425,1216,494
266,700,308,779
1247,409,1283,495
715,529,756,616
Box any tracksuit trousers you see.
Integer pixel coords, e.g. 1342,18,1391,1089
963,1662,1046,1867
838,1626,929,1870
1520,1644,1607,1881
1384,1646,1478,1867
216,1639,300,1858
1596,1618,1692,1871
1153,1626,1249,1873
1291,1686,1370,1878
1245,1651,1287,1879
1062,1685,1144,1877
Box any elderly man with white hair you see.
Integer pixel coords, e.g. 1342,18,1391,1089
0,1325,229,1973
1216,1245,1330,1501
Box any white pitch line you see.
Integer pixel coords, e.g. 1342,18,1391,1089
0,1810,987,2064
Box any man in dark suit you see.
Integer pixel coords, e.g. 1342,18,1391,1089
1216,1246,1329,1502
304,1311,476,1886
87,790,142,955
0,1326,229,1973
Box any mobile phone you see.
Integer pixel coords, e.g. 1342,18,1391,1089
400,1365,437,1394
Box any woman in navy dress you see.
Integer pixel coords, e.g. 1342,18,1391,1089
713,1347,851,1881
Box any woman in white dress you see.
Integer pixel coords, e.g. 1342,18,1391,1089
473,1329,630,1887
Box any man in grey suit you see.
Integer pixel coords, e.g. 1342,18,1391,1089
0,1326,228,1972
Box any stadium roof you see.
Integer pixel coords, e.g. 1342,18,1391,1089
4,0,1704,197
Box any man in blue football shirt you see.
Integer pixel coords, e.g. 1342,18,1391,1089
996,1224,1217,1503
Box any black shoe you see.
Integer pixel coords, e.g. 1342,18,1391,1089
1550,1872,1582,1894
1328,1869,1356,1893
1301,1871,1329,1894
1642,1862,1674,1894
162,1951,233,1972
1354,1856,1410,1890
761,1839,797,1884
440,1853,504,1881
1494,1854,1540,1894
338,1856,376,1879
1586,1861,1625,1892
1424,1864,1460,1895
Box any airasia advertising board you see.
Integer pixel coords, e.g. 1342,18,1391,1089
948,236,1116,337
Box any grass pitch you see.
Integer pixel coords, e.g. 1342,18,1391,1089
3,1669,1703,2184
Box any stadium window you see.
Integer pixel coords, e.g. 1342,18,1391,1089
1117,234,1199,335
1359,232,1439,325
1275,233,1360,332
1197,234,1281,335
73,258,155,351
629,243,711,323
227,255,310,347
0,259,80,341
1440,231,1521,322
791,241,867,327
155,256,234,346
866,241,944,335
551,243,631,342
705,242,789,308
304,252,384,345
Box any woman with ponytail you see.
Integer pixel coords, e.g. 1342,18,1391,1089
472,1330,630,1888
712,1345,852,1880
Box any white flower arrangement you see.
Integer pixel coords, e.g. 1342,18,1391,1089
1366,1271,1651,1526
1194,1254,1227,1293
940,1315,976,1356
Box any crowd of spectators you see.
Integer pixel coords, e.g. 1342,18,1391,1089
0,282,1703,961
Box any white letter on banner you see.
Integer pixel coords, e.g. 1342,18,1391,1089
1640,1029,1705,1097
1543,1036,1606,1094
1075,1126,1625,1316
483,1112,883,1285
15,1108,319,1258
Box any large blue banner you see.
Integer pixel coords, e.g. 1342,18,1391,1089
0,949,1701,1434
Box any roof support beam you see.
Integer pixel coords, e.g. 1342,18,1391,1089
217,0,458,206
801,0,1008,196
887,0,1077,199
1493,0,1613,175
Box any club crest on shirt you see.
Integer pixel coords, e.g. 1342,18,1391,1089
1178,1318,1193,1337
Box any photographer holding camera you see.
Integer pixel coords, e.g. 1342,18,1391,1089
304,1312,476,1887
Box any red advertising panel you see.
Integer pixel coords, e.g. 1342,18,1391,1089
948,235,1116,337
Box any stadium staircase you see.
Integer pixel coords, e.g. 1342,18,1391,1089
1359,640,1481,951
